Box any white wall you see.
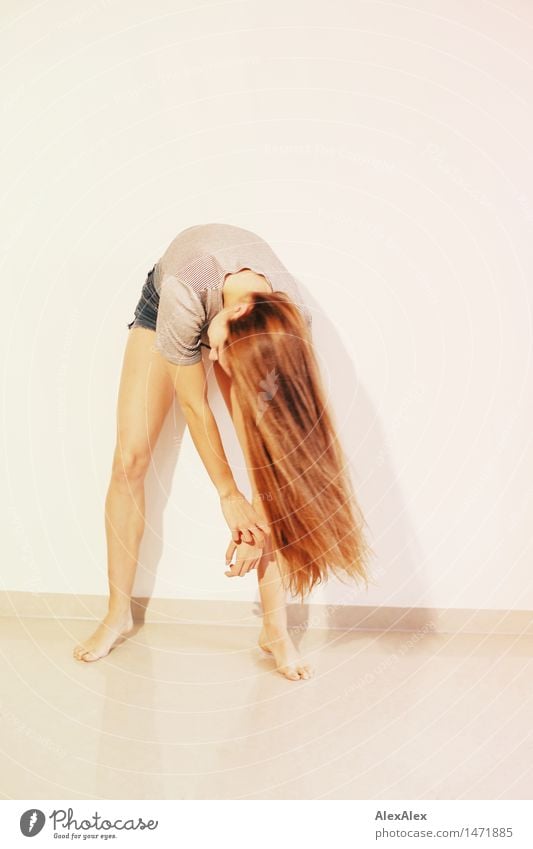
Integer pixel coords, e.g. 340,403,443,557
2,0,532,612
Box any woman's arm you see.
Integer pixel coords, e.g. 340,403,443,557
164,359,269,545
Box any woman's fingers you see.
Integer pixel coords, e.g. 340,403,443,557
240,524,269,547
225,540,236,565
224,553,246,577
248,555,263,574
251,526,266,547
224,552,263,577
241,554,260,575
224,560,240,577
241,528,254,545
225,560,248,577
225,529,265,577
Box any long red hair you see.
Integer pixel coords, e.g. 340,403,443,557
224,291,374,601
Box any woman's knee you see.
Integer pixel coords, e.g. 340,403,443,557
110,443,152,483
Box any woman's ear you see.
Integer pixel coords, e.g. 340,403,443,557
232,300,253,320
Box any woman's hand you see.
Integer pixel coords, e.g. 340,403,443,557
224,538,264,578
219,490,270,545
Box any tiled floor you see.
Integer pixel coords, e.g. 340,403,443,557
0,617,531,799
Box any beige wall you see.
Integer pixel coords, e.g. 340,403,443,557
1,0,532,611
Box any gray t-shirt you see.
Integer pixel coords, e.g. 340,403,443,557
152,222,313,365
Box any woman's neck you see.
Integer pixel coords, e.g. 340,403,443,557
222,269,272,308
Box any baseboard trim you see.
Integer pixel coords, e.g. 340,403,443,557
0,591,531,635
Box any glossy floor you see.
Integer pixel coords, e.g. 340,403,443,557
0,617,531,799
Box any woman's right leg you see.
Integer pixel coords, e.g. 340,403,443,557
73,326,175,662
212,361,313,681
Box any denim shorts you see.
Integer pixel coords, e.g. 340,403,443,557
127,265,159,331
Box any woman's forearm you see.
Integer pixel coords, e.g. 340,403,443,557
229,384,261,498
182,403,239,497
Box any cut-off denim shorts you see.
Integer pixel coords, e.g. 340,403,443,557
127,265,159,331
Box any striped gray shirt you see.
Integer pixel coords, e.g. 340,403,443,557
152,222,312,365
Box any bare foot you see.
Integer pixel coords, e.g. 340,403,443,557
258,623,314,681
73,609,134,663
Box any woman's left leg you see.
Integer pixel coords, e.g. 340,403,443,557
256,543,314,680
212,361,314,680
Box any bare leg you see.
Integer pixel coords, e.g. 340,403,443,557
73,327,175,662
212,361,314,681
256,536,314,681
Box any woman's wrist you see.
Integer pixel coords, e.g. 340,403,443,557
217,482,241,499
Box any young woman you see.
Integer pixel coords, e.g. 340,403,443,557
73,223,373,681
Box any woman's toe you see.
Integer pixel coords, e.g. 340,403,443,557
280,666,300,680
82,650,98,662
76,649,94,662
